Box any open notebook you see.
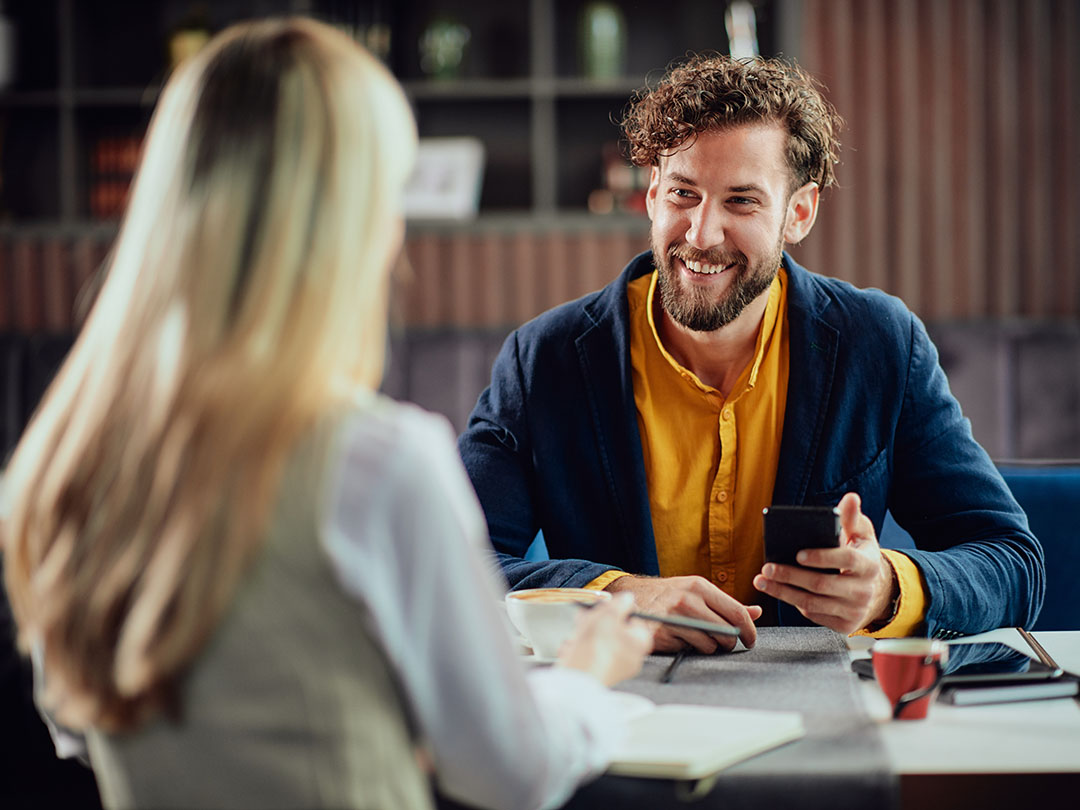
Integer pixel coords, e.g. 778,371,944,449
608,696,805,780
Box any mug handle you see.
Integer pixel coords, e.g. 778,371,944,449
892,654,945,720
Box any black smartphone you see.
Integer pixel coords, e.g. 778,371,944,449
941,641,1063,682
762,505,841,571
937,642,1076,705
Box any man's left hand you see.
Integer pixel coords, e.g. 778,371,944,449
752,492,897,634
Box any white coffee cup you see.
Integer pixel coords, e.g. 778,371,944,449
504,587,611,658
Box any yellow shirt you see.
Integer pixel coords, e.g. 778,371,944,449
629,269,787,605
588,268,926,636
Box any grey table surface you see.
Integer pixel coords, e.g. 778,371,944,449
562,626,898,810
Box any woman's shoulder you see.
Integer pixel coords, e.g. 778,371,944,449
316,392,487,560
320,392,466,508
335,392,457,464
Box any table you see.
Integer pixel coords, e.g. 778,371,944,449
566,626,898,810
568,628,1080,810
852,628,1080,772
854,628,1080,809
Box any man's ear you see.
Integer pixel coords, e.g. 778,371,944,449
783,181,820,244
645,166,660,220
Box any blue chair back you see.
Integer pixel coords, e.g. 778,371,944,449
998,464,1080,631
881,463,1080,631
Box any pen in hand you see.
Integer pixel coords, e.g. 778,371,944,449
577,602,741,638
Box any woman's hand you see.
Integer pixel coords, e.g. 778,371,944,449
556,593,652,686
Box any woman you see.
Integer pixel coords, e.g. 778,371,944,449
2,18,650,810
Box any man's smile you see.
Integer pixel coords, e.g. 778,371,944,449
682,257,736,275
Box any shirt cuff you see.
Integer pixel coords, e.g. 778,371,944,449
853,549,928,638
584,570,632,591
526,667,631,810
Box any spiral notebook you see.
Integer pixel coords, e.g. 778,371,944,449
608,698,805,780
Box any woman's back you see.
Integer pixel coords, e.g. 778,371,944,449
86,406,432,810
2,20,650,810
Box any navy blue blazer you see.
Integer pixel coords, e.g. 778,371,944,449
459,251,1045,637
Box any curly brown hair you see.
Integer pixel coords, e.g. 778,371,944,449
622,53,843,191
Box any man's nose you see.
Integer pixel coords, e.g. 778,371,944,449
684,202,726,250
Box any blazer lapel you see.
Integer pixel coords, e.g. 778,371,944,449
575,257,660,576
772,257,839,626
773,257,839,505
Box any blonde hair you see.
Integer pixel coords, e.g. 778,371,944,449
2,18,417,732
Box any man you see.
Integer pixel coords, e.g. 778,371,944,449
459,55,1043,653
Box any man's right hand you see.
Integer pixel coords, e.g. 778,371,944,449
604,575,762,653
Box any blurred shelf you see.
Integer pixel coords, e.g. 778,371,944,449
547,77,643,98
72,87,160,107
0,90,63,107
404,77,642,100
403,78,534,100
0,0,775,225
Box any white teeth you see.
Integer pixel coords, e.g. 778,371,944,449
684,259,727,274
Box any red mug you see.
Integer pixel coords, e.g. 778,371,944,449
871,639,949,720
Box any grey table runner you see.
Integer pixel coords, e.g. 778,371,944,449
562,627,897,810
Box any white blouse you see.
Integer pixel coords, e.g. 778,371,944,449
38,396,628,810
318,398,627,810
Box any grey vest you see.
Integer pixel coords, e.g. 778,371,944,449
87,414,434,809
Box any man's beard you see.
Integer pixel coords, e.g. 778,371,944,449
652,234,783,333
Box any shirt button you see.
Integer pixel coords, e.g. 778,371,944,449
716,572,729,583
722,409,733,421
716,490,729,502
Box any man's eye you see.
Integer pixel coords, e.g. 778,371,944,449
671,188,695,199
729,197,755,205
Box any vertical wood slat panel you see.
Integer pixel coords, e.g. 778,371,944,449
855,0,888,294
400,227,648,329
1019,0,1048,317
811,0,839,282
12,241,41,332
40,240,70,332
950,0,971,318
987,0,1019,317
828,0,857,288
1052,0,1079,317
926,0,953,321
0,241,11,331
893,0,922,313
1072,0,1080,318
798,0,1079,322
794,0,826,277
964,0,989,317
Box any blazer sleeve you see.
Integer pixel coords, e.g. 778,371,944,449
458,330,623,590
887,312,1045,637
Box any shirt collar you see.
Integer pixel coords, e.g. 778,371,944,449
645,267,786,398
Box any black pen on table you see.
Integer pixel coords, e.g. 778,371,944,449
661,649,689,684
576,602,737,683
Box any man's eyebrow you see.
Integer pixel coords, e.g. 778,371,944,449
663,174,769,197
729,184,767,194
664,172,699,187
